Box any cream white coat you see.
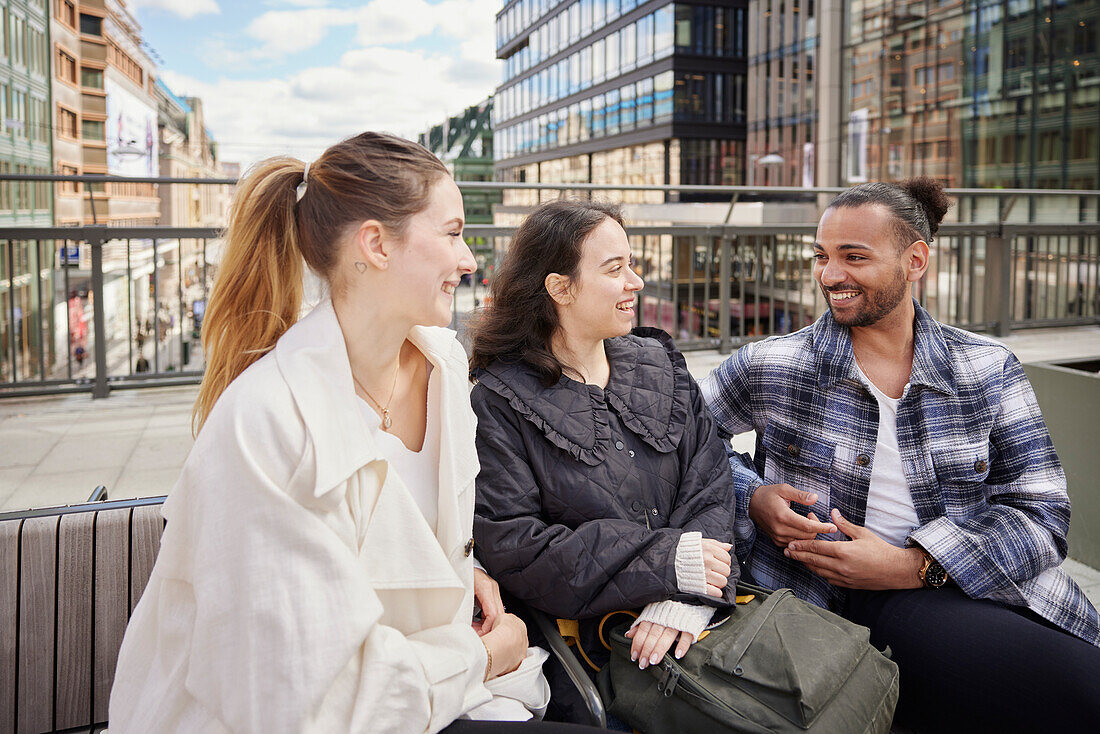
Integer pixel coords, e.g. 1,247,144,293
108,300,528,733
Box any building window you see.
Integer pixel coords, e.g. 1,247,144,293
56,1,78,28
57,105,77,138
81,118,105,141
56,47,77,84
79,13,102,36
108,39,144,87
81,66,103,89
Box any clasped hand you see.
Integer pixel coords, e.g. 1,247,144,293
472,568,529,679
749,485,923,590
624,537,733,669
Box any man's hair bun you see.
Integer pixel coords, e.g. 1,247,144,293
898,176,952,239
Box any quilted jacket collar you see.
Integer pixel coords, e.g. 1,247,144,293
812,300,957,396
474,327,688,466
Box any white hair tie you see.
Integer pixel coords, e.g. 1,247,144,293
295,161,310,202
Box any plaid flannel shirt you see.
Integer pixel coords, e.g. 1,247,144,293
701,302,1100,646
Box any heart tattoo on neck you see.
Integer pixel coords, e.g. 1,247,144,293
354,262,368,273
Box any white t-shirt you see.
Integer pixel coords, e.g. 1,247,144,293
360,364,442,531
855,364,919,547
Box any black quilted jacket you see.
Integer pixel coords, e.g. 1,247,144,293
471,327,739,619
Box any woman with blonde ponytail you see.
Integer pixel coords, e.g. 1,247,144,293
108,133,579,734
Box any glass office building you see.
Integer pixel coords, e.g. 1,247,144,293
746,0,824,187
840,0,1099,192
493,0,750,206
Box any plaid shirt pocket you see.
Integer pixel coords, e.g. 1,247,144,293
932,442,993,516
761,421,836,519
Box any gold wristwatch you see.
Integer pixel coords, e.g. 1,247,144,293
918,548,949,588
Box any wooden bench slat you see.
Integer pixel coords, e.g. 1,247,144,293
55,512,96,730
17,516,59,734
0,519,21,734
92,509,130,724
129,505,163,614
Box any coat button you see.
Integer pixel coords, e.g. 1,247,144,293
856,454,871,467
787,444,800,458
628,450,635,457
464,538,474,557
615,440,624,450
651,508,659,516
631,500,642,512
974,459,987,473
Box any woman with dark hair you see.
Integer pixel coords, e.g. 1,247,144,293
468,201,742,712
107,133,604,734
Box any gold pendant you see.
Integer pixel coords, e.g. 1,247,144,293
382,410,392,430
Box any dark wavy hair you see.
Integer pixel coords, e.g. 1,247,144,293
469,199,625,386
827,176,953,250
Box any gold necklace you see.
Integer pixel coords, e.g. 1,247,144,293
353,360,400,430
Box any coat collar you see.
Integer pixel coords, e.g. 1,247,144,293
274,299,478,522
473,329,686,466
811,299,957,396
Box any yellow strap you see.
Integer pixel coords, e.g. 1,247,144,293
736,594,755,604
556,618,579,640
556,618,602,672
598,609,639,651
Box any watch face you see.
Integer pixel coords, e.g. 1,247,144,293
925,561,949,588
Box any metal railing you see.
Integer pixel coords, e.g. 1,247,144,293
2,177,1098,398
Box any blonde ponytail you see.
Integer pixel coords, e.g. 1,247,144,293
192,132,450,433
193,158,305,433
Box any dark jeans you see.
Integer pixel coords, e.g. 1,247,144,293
442,720,603,733
845,586,1100,733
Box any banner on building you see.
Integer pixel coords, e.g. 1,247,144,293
105,79,158,177
847,109,869,183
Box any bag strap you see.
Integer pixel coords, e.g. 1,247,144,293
598,609,639,650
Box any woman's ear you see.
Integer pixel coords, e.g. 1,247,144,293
352,220,390,271
544,272,574,305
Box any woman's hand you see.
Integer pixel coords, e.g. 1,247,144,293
480,612,529,680
472,568,506,634
625,621,694,669
701,538,734,597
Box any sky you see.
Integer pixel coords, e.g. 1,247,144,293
126,0,503,169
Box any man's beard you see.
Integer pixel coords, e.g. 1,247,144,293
823,268,908,327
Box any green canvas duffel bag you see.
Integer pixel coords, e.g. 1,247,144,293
597,583,899,733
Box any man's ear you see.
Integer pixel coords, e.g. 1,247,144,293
544,272,574,305
906,239,930,282
353,220,390,271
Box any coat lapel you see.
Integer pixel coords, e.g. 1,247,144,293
274,304,475,592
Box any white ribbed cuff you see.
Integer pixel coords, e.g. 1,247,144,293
630,600,714,640
675,531,708,595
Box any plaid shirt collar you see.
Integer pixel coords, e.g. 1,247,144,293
810,299,957,397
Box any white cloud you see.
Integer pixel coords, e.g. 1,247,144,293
234,0,500,61
158,40,500,168
246,8,356,55
126,0,220,19
157,0,502,167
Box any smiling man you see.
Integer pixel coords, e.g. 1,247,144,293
701,178,1100,732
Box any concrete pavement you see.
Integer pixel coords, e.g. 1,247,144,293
2,323,1100,603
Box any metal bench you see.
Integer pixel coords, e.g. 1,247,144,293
0,495,166,734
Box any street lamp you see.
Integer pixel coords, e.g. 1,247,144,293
748,152,785,189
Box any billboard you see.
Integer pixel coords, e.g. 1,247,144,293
105,78,158,177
